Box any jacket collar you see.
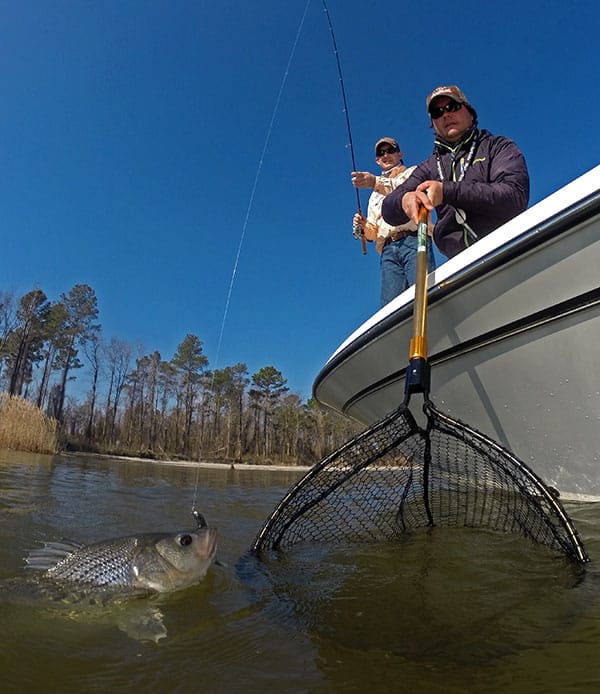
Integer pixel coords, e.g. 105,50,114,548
434,127,479,155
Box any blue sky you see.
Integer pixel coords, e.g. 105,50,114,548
1,0,598,402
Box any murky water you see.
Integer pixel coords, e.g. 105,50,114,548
2,449,600,692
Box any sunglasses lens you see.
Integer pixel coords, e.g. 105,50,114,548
377,148,397,156
430,101,462,119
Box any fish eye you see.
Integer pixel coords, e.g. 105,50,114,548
179,534,193,546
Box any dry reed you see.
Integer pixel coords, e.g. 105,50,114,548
0,393,58,454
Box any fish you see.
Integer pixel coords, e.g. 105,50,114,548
25,526,218,593
11,525,218,643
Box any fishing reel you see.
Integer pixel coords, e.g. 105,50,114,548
352,216,367,254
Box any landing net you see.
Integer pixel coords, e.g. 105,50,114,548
251,399,588,563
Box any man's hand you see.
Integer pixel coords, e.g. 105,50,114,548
401,181,443,223
351,171,376,189
416,180,443,206
353,212,367,230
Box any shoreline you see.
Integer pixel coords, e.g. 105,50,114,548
61,450,312,473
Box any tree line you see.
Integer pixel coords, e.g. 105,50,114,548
0,285,359,465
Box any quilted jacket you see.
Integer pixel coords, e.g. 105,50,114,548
381,128,529,258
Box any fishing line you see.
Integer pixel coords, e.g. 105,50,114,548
321,0,366,253
191,0,312,519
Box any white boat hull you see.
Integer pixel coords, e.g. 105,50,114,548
314,166,600,499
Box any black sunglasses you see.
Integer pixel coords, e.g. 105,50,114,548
376,147,399,157
429,100,463,119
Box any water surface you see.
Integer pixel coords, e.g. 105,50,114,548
2,449,600,692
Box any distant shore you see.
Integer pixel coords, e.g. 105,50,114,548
62,450,312,473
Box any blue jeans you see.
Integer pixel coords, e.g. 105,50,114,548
380,235,436,306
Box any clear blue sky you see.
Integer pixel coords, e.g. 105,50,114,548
1,0,598,402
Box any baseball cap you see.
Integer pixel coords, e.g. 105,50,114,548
426,85,471,112
374,137,399,154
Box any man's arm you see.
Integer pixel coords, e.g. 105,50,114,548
381,161,433,226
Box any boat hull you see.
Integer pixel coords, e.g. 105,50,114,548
313,166,600,499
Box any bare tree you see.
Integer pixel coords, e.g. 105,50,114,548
83,334,102,440
102,337,133,445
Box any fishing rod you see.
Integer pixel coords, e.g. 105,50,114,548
321,0,367,255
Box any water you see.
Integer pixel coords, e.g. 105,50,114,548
2,449,600,692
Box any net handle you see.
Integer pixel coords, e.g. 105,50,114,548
405,205,431,398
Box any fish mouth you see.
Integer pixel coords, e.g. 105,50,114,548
199,527,218,562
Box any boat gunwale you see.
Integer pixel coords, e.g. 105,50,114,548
342,285,600,415
313,186,600,409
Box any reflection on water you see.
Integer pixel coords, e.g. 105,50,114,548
2,448,600,692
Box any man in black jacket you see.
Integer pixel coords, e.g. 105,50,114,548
381,85,529,258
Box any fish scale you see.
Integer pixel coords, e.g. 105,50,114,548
48,537,140,585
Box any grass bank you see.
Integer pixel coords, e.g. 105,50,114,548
0,393,58,454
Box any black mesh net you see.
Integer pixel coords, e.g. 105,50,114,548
251,399,588,563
